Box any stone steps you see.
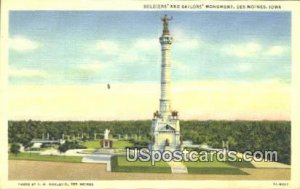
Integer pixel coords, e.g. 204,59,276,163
171,166,188,174
167,161,188,174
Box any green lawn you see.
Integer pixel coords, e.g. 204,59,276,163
111,155,171,173
111,151,252,175
183,153,250,175
113,140,134,149
225,159,255,168
9,153,82,163
81,140,100,149
183,160,248,175
82,140,134,149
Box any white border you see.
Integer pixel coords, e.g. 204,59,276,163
1,0,300,188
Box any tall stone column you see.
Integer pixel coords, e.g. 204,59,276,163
159,15,173,119
151,15,180,151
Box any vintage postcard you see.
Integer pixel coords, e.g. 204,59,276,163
1,0,300,189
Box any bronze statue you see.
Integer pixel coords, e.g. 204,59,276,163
171,111,178,118
153,110,160,119
161,15,173,35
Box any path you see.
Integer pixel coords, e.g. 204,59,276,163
235,152,291,168
9,160,290,180
167,161,188,174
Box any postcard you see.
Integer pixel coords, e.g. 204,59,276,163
1,0,300,188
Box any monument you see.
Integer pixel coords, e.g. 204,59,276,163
101,129,113,148
150,15,181,151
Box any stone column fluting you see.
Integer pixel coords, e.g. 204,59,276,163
159,28,173,119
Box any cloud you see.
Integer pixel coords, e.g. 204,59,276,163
118,51,140,63
9,67,49,78
95,40,120,54
223,42,288,58
266,46,286,56
236,63,253,72
9,36,41,52
225,42,262,57
92,33,202,66
172,28,202,50
173,60,193,73
92,38,159,65
93,38,154,62
133,38,158,51
119,38,159,63
177,40,200,50
76,60,107,73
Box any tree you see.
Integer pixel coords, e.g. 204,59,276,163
10,143,21,156
58,141,86,154
23,140,33,150
8,120,291,164
58,144,68,154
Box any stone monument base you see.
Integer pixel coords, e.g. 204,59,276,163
101,139,113,149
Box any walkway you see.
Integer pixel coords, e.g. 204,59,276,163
9,160,290,180
236,152,291,168
167,161,188,174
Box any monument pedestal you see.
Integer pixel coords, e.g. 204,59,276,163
101,139,113,149
151,116,181,151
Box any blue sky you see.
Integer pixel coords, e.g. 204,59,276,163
9,11,291,85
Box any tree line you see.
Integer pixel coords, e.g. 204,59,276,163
8,120,290,164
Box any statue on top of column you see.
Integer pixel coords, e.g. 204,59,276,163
161,15,173,35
